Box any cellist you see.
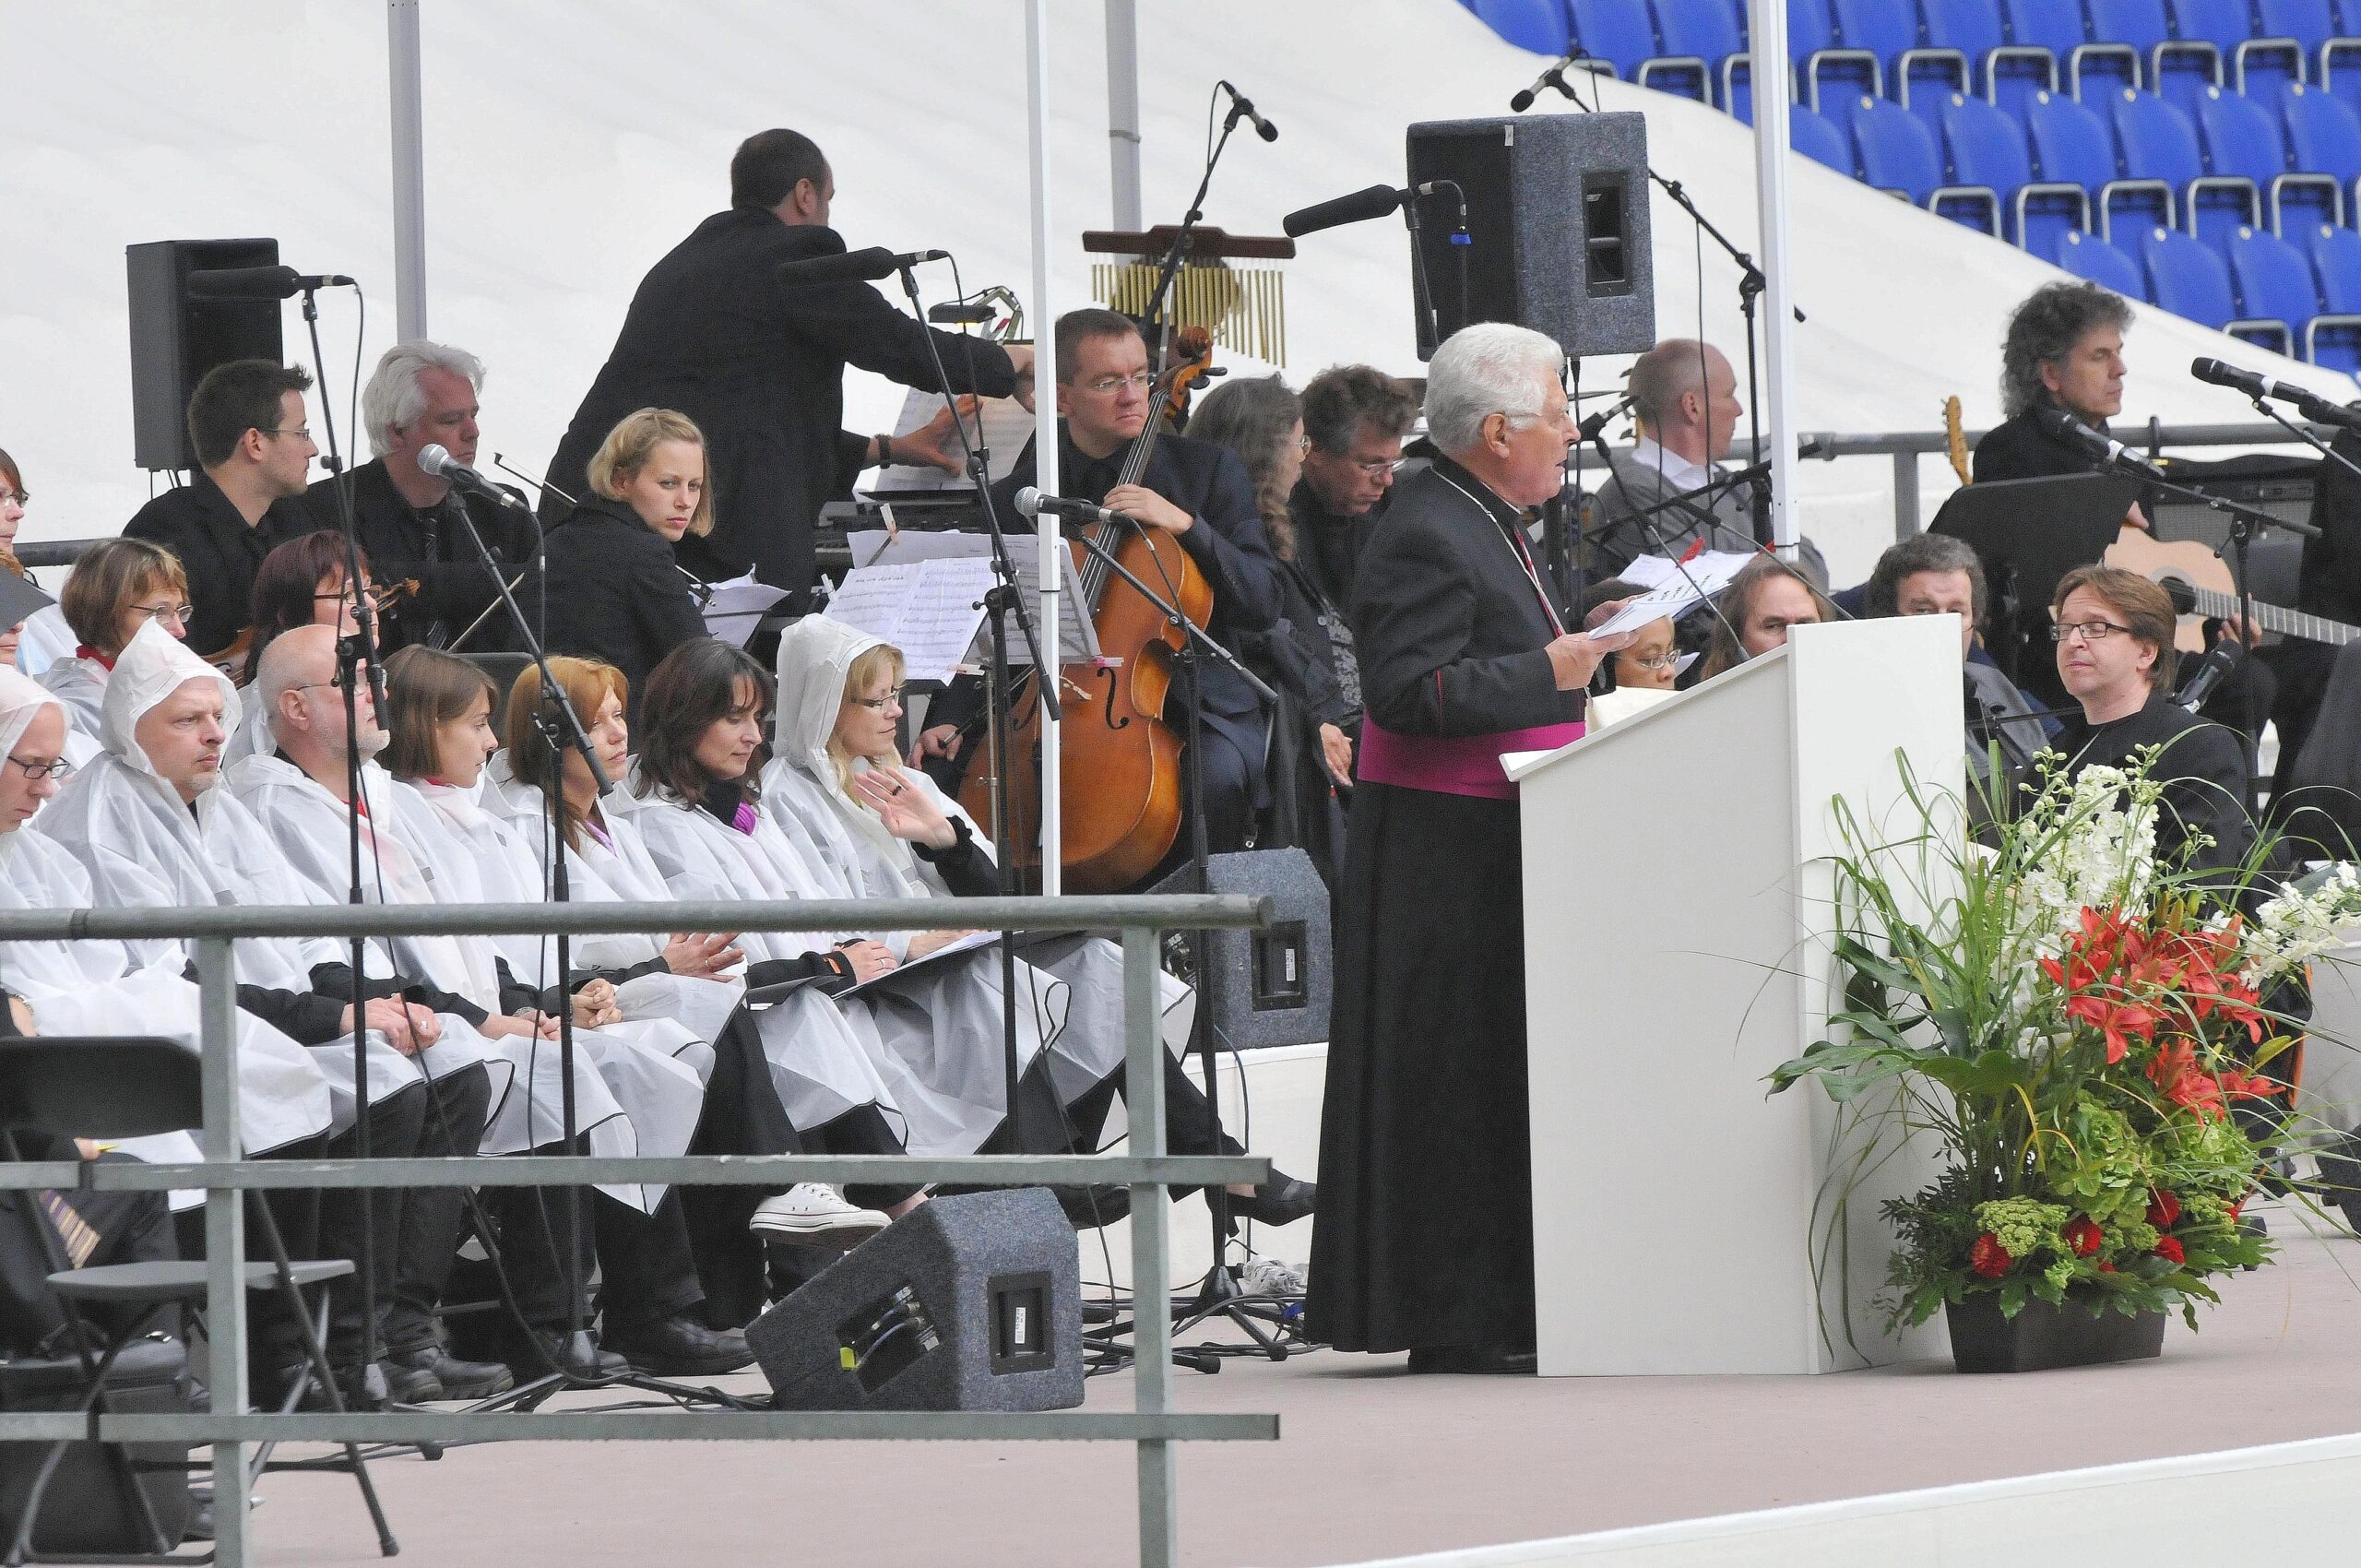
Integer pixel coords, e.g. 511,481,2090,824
916,308,1283,874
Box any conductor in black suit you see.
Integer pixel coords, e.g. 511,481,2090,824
541,128,1034,594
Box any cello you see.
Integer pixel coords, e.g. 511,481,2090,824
958,327,1216,892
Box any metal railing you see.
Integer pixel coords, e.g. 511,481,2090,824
0,896,1277,1568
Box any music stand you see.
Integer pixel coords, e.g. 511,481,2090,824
1931,472,2139,699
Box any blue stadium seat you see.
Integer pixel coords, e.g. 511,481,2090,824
2196,86,2343,231
1924,0,2059,118
1848,92,2004,229
2141,223,2256,333
2308,221,2361,311
1831,0,1969,134
2058,228,2151,294
2257,0,2338,57
2284,83,2361,219
2226,225,2322,354
1791,0,1882,109
1654,0,1750,109
1943,90,2090,249
2110,88,2261,244
2088,0,2220,98
1472,0,1573,53
2027,89,2177,240
2171,0,2301,101
1790,105,1858,172
1573,0,1710,100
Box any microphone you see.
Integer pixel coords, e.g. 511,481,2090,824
1282,182,1464,240
185,265,355,301
2030,406,2169,482
1510,49,1586,113
1218,80,1278,142
776,246,949,288
2176,639,2242,712
1014,486,1134,527
417,442,528,511
2189,356,2361,431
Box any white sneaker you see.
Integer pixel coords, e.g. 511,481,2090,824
749,1183,890,1250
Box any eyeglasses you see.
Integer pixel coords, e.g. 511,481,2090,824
263,427,312,443
0,491,26,508
127,602,194,627
1626,648,1682,671
847,687,906,711
293,672,352,694
1080,372,1155,396
2050,620,2135,643
1295,434,1312,455
6,753,74,782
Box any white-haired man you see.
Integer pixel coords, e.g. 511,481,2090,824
279,340,540,652
1310,323,1633,1376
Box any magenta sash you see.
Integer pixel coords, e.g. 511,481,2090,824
1356,716,1585,802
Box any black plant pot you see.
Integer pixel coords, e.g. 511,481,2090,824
1945,1292,2167,1372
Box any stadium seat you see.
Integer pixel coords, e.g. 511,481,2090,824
1572,0,1709,100
2141,223,2277,340
2027,89,2175,240
2195,85,2342,232
1654,0,1750,109
2308,221,2361,311
2169,0,2302,104
2256,0,2338,57
2058,228,2151,295
1848,93,2004,230
1790,105,1858,172
1831,0,1968,134
2226,225,2324,354
1790,0,1881,109
1924,0,2060,122
2283,83,2361,220
1942,90,2089,249
1472,0,1573,54
2088,0,2219,100
2110,87,2261,246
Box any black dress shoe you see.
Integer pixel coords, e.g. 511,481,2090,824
380,1357,445,1405
1050,1183,1133,1228
601,1314,755,1377
1228,1173,1316,1228
501,1325,628,1384
388,1340,516,1400
1406,1345,1536,1374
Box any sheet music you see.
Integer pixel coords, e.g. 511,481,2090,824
836,929,1005,996
822,558,998,685
841,529,1100,663
701,573,791,647
866,390,1034,492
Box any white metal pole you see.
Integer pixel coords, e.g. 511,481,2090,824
1026,0,1064,895
1105,0,1144,230
1746,0,1800,550
387,0,429,339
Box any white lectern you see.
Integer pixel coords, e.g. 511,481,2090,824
1508,616,1964,1375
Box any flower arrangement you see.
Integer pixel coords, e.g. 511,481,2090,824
1770,752,2361,1337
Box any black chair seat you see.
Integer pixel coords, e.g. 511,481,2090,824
47,1259,351,1304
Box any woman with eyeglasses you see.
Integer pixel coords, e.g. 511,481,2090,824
1185,374,1362,884
1571,578,1682,731
219,532,383,765
542,409,715,722
39,538,194,743
2041,564,2252,873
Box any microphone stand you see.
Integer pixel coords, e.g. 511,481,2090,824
1046,522,1296,1369
1134,89,1259,381
891,256,1056,1160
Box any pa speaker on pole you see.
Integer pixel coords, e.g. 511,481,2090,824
125,238,287,472
1405,113,1655,360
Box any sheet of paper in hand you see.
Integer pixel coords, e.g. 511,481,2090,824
1586,578,1706,638
835,929,1007,997
1615,550,1751,599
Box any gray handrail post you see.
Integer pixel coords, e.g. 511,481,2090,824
196,937,253,1568
1893,448,1922,537
1124,925,1175,1568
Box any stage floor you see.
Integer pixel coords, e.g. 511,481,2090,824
243,1199,2361,1568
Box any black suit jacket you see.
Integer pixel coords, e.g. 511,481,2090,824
1972,405,2099,482
540,500,710,715
280,459,541,651
543,210,1017,590
122,470,313,659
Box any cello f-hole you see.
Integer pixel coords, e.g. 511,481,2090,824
1092,664,1130,731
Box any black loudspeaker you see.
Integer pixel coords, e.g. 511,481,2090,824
0,1336,195,1552
1151,846,1332,1050
746,1189,1083,1411
126,238,286,472
1406,113,1655,361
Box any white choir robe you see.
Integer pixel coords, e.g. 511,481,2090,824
15,605,74,683
765,613,1192,1110
397,771,718,1213
223,751,658,1205
615,775,1062,1156
37,654,105,741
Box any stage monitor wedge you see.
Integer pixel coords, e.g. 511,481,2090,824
1406,113,1655,362
127,238,286,472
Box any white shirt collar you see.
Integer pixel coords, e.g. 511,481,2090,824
1628,436,1716,494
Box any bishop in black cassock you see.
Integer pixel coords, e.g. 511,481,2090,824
1309,327,1633,1372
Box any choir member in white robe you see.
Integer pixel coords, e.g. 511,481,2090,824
767,616,1316,1226
624,638,1076,1167
39,538,194,744
35,622,518,1399
228,626,750,1374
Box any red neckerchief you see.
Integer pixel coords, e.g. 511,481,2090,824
74,646,116,671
